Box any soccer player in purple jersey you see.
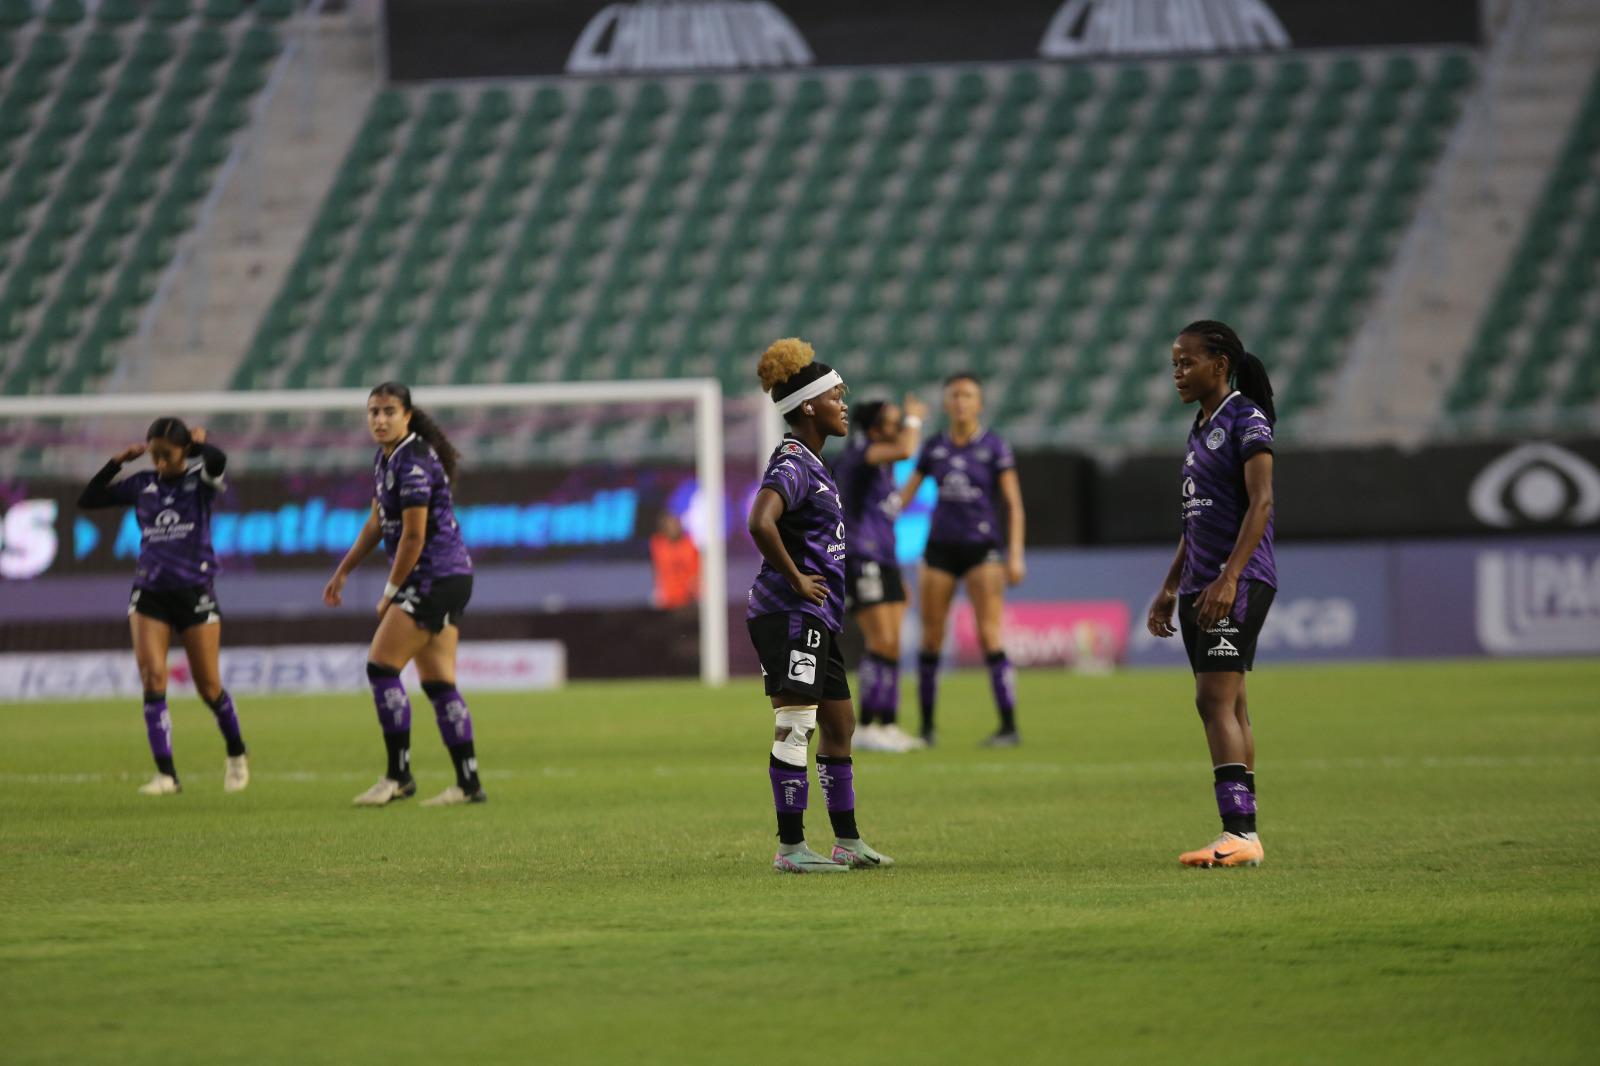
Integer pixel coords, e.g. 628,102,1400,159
77,419,249,796
830,393,928,754
322,382,485,809
747,338,893,873
1146,321,1278,868
897,373,1027,748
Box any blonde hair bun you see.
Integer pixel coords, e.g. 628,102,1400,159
757,338,815,393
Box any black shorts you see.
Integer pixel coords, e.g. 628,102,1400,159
393,574,473,633
129,584,221,632
845,558,906,611
747,611,851,702
923,540,1003,578
1179,580,1276,673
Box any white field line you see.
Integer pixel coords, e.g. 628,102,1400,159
1,754,1597,787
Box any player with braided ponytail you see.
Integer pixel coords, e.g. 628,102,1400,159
1147,321,1279,868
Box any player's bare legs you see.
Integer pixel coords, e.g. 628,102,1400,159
915,565,958,744
1180,670,1263,867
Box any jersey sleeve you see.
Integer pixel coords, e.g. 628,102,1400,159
103,470,145,505
761,449,812,511
396,453,434,508
914,438,936,476
1235,414,1275,460
993,435,1017,473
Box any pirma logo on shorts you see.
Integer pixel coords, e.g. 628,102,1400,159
788,649,817,684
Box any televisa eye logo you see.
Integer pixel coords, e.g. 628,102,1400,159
1468,443,1600,529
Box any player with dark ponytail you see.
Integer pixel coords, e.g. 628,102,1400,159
747,339,893,873
77,418,249,795
1147,321,1278,868
323,382,485,808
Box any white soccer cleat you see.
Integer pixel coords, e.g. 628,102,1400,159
137,774,181,796
351,776,416,807
223,755,249,793
772,843,850,873
832,839,895,868
420,784,487,807
881,725,925,752
854,724,894,752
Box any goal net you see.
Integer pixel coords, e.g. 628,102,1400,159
0,380,756,687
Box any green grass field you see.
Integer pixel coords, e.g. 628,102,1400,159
2,659,1597,1065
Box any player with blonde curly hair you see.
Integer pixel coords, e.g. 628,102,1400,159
746,339,894,873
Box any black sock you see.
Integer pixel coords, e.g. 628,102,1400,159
918,651,939,734
155,755,177,779
817,754,858,839
858,706,877,728
1246,770,1256,796
384,731,411,781
1214,763,1256,836
448,741,479,792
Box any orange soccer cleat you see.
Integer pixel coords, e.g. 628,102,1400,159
1179,832,1264,868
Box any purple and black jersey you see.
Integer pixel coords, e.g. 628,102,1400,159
84,457,223,590
374,434,473,589
915,429,1016,546
747,437,847,633
1179,391,1277,595
830,434,897,566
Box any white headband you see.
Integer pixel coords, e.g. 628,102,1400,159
773,370,843,415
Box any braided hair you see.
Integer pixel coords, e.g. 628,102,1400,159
369,381,460,482
1179,320,1276,423
146,416,193,451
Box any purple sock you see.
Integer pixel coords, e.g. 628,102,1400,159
857,656,880,726
204,690,246,757
985,651,1017,733
1214,763,1257,835
143,692,174,775
770,759,808,845
876,654,901,727
817,754,859,841
424,684,474,744
917,652,939,733
368,665,411,780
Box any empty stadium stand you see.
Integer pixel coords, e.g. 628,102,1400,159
0,0,287,396
235,50,1475,451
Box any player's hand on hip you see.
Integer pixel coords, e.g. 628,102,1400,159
322,574,344,608
1195,574,1237,631
1147,588,1177,638
791,573,828,606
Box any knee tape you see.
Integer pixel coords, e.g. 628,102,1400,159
771,705,817,765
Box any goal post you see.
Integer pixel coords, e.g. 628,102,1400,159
0,380,730,687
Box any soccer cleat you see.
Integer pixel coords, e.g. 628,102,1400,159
223,755,249,793
137,773,181,796
351,775,417,807
881,724,926,752
1179,832,1265,868
420,784,488,807
853,724,896,753
772,843,850,874
981,730,1021,748
832,839,895,868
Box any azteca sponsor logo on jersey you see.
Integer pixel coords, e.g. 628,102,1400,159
567,1,814,74
1039,0,1291,59
143,509,196,542
1475,549,1600,654
1181,476,1213,515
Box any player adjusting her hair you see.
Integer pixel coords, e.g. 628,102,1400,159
77,419,249,795
830,392,929,753
323,382,486,808
747,338,894,873
1147,320,1279,868
896,372,1027,748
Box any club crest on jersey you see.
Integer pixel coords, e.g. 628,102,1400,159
1206,427,1226,450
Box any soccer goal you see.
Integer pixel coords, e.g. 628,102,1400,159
0,380,735,686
